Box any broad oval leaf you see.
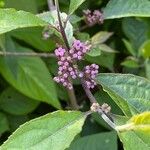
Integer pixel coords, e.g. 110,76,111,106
0,36,61,109
104,0,150,19
0,87,39,115
0,8,47,35
69,0,86,15
69,131,118,150
122,18,148,51
114,112,150,150
0,111,86,150
96,73,150,116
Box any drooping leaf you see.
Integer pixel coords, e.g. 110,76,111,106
0,87,39,115
114,112,150,150
123,39,136,56
0,112,9,134
99,44,117,53
0,35,60,109
122,18,148,51
69,0,86,15
91,31,113,45
96,73,150,116
0,9,48,35
69,132,118,150
104,0,150,19
1,111,87,150
121,57,139,68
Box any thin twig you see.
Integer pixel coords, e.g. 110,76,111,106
55,0,79,110
47,0,55,11
81,78,97,104
0,51,55,58
55,0,70,50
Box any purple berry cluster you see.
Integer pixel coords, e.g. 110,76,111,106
69,40,91,60
82,64,99,89
53,47,78,90
53,40,99,90
83,9,104,26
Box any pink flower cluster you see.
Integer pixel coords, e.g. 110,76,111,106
82,64,99,89
83,9,104,26
53,40,99,90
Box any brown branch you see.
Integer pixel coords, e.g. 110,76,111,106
55,0,79,110
0,51,55,58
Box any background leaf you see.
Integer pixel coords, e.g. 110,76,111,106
0,87,39,115
0,112,9,134
4,0,39,13
122,18,148,51
69,0,86,15
69,131,118,150
104,0,150,19
96,73,150,116
1,111,86,150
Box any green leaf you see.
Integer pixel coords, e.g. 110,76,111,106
140,40,150,58
5,0,38,13
0,8,47,35
122,18,148,50
115,112,150,150
104,0,150,19
11,27,55,52
96,73,150,116
7,114,29,132
99,44,117,53
91,31,113,45
76,32,90,42
123,39,136,56
87,47,101,57
121,57,139,68
69,131,118,150
0,87,39,115
0,36,60,109
69,0,86,15
0,112,9,134
1,111,87,150
85,52,115,71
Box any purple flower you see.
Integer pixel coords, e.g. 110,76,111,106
69,40,91,61
83,9,104,26
53,40,99,90
82,64,99,89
